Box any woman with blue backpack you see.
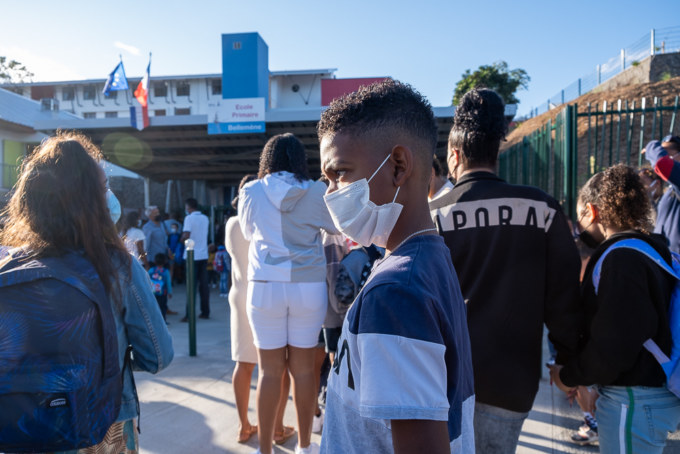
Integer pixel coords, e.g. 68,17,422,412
550,164,680,453
0,132,174,454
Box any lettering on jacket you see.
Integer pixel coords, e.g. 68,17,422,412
432,198,557,233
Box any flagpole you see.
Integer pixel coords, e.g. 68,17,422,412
147,53,152,106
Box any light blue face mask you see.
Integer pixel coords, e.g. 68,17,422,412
106,189,121,224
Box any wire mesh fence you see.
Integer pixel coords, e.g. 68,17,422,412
523,27,680,119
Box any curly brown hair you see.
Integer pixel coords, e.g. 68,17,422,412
0,131,129,301
258,133,310,182
578,164,652,233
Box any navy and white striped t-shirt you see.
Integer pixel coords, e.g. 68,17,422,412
320,234,475,454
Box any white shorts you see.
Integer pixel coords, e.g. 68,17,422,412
247,281,327,350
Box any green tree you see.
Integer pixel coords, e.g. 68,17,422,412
0,56,34,84
453,61,529,106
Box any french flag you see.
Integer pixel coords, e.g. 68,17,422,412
130,105,148,131
131,59,150,130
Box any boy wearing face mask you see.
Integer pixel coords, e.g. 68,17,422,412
318,79,475,454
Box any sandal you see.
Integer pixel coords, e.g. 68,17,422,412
273,425,296,445
238,425,257,443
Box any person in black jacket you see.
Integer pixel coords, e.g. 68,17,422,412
429,88,583,453
551,164,680,453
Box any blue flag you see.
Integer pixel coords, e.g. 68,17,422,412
103,62,129,95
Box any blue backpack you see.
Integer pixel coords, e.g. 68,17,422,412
0,248,122,452
150,268,165,296
593,238,680,398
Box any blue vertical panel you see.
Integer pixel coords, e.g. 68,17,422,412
221,33,268,105
213,33,268,134
257,35,269,108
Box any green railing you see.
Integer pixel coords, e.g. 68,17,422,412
500,96,680,219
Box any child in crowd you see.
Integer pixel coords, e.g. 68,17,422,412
551,164,680,452
167,219,183,284
207,243,218,288
149,253,173,322
214,244,231,297
317,79,475,453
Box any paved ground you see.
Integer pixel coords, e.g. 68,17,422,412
135,283,680,454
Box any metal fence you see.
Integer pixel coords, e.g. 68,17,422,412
500,95,680,219
523,27,680,119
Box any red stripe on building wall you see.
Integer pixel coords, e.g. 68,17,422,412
321,78,389,106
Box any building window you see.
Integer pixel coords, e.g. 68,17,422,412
62,87,75,101
83,112,97,119
154,109,166,116
176,82,190,97
175,107,190,116
105,111,118,118
154,83,167,97
233,41,242,50
104,90,117,100
211,79,222,95
83,86,96,100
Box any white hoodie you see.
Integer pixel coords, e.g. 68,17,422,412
239,171,338,282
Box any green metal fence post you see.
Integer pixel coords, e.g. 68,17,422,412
587,103,592,175
670,96,679,135
639,97,647,166
608,103,614,166
616,100,622,163
627,100,635,165
548,119,553,195
185,239,197,357
600,101,607,169
659,98,664,139
522,137,529,185
564,105,578,220
652,97,659,142
594,103,600,171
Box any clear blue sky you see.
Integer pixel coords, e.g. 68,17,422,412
1,0,677,116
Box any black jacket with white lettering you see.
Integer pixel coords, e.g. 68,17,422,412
429,171,583,413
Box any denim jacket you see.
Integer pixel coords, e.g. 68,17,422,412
112,252,174,421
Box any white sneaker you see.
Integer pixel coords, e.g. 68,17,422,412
312,410,324,433
295,442,320,454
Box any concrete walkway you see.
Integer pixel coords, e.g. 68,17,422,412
135,283,680,454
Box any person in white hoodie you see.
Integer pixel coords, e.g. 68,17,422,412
239,133,338,454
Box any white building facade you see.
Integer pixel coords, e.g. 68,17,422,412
6,68,336,120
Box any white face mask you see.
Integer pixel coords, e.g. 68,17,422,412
106,189,121,224
324,154,403,248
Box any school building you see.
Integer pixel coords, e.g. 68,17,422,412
0,32,456,215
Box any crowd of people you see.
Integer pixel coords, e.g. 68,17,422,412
3,79,680,454
116,196,236,323
227,82,680,454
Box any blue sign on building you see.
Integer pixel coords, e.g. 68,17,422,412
208,33,268,135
